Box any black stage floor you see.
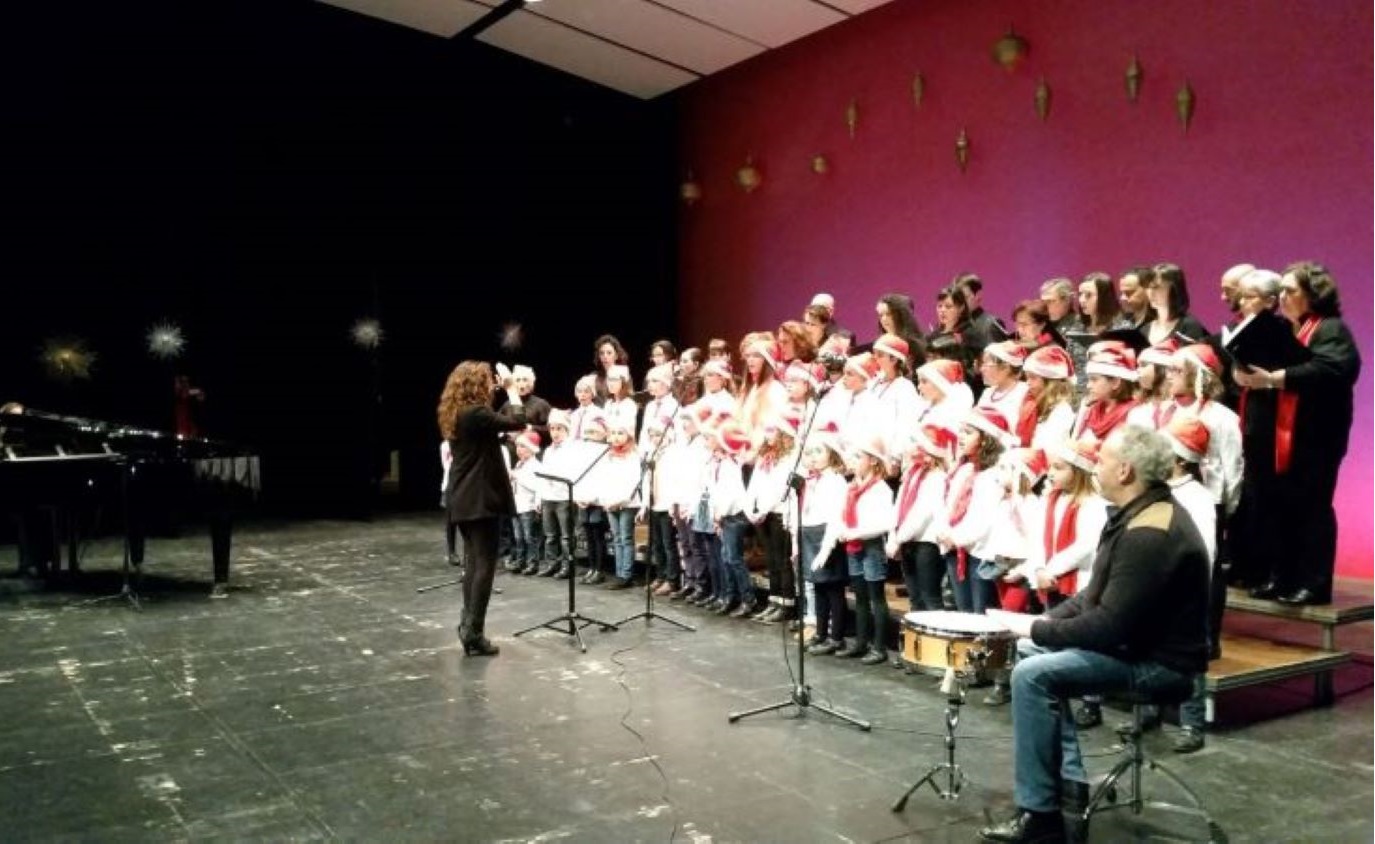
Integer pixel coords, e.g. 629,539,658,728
2,513,1370,842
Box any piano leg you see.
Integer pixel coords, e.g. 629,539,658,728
210,509,232,586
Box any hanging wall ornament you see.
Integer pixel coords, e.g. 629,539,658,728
146,322,186,360
811,154,829,175
40,336,96,381
680,171,702,205
912,72,926,108
845,99,859,139
1035,78,1052,121
955,128,970,172
736,156,762,193
992,27,1029,71
1176,80,1196,133
1125,55,1143,103
350,318,384,350
499,322,524,352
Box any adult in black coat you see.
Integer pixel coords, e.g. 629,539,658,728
1233,261,1362,605
439,360,529,655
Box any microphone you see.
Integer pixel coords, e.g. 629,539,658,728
816,380,835,396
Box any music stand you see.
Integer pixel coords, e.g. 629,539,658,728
615,428,693,632
729,392,870,731
513,442,619,652
79,454,142,611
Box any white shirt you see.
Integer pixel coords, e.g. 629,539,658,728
977,380,1029,430
706,454,747,520
867,374,924,457
887,463,949,552
1031,401,1076,451
1170,475,1218,564
511,456,543,514
1011,492,1108,591
812,474,894,566
942,463,1005,560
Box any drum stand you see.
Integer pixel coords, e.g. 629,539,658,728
892,646,990,809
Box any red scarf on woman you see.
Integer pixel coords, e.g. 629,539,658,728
1270,315,1322,474
1015,392,1039,446
1075,398,1138,440
843,475,881,554
945,461,978,578
1039,488,1082,600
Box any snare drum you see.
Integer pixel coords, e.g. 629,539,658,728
901,611,1015,675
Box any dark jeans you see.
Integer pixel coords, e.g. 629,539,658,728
456,517,500,641
899,541,944,611
702,531,726,599
581,506,608,572
542,500,574,563
677,514,710,588
512,511,539,564
720,513,754,604
608,508,636,580
1011,640,1193,813
648,510,680,581
813,580,847,642
944,551,996,613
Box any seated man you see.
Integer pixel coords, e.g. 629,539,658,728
981,426,1210,843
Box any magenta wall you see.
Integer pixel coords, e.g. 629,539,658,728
676,0,1372,577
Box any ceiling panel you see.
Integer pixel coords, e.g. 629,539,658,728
525,0,764,76
479,9,700,99
651,0,847,48
316,0,490,38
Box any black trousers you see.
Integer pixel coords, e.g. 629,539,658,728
899,540,945,611
813,581,846,642
457,517,500,640
758,513,794,606
1274,455,1342,599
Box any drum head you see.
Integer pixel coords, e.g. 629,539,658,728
903,610,1010,637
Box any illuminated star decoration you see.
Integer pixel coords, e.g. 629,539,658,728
40,336,97,381
351,318,384,350
146,322,187,360
499,322,523,352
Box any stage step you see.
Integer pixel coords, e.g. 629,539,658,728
1224,586,1372,650
1204,633,1351,721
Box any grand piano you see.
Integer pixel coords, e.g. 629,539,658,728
1,403,260,595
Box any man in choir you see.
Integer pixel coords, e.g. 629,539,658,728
958,273,1007,341
1113,267,1153,331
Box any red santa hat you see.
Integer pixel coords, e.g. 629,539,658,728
645,363,676,386
1172,343,1223,401
1008,447,1049,483
917,359,965,395
547,409,571,431
606,364,631,383
747,339,781,371
715,422,751,455
515,431,542,453
911,423,958,462
701,359,732,380
1023,344,1074,380
769,409,803,440
1086,346,1139,382
1163,416,1210,464
646,413,675,435
1138,338,1181,369
582,411,608,438
605,416,635,436
964,406,1018,447
985,340,1028,368
844,352,881,383
872,333,910,363
854,433,890,468
810,292,836,314
1050,437,1100,473
809,420,845,458
783,360,824,390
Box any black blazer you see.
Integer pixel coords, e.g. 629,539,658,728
445,404,528,523
1286,316,1361,463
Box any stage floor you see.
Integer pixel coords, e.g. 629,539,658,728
1,513,1370,842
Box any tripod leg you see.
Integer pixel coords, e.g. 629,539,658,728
649,613,695,632
728,699,798,723
806,700,871,731
892,765,942,812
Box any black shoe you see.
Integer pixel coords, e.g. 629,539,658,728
605,577,633,590
808,638,841,656
751,604,776,622
461,637,500,657
669,585,694,601
1072,704,1102,729
978,808,1066,843
1248,580,1281,600
446,552,462,567
890,654,906,669
552,563,570,579
1060,780,1089,816
1277,588,1326,606
586,572,606,586
537,561,559,577
836,640,869,659
729,601,755,618
859,648,887,665
1172,727,1205,753
714,600,739,616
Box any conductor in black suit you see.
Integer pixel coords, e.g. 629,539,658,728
438,361,528,656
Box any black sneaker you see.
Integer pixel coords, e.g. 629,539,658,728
978,808,1065,843
1072,703,1102,729
605,577,633,590
1172,727,1205,754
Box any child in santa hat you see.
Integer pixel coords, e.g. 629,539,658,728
603,365,639,438
1126,339,1182,429
746,411,802,623
639,412,682,595
706,422,758,616
799,423,853,655
868,333,925,460
937,407,1017,615
573,411,611,585
591,418,643,590
1073,346,1140,443
915,358,976,433
536,410,576,579
977,341,1030,437
834,436,896,665
667,408,712,603
886,424,956,616
510,431,544,576
1021,345,1077,450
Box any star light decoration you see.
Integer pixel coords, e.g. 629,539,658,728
147,322,187,360
351,318,384,350
499,322,524,352
40,337,97,381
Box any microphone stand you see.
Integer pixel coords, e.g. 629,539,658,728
729,385,871,730
615,426,694,632
512,443,619,652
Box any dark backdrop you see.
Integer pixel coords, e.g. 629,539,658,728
3,0,678,517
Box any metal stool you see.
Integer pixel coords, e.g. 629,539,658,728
1081,685,1226,842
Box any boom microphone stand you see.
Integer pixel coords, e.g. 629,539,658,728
729,386,870,730
615,427,693,631
513,443,619,652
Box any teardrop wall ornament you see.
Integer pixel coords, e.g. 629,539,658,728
1035,78,1051,121
1176,80,1196,133
680,171,702,205
845,99,858,139
992,26,1029,70
1125,55,1142,102
955,128,970,172
811,154,829,175
912,72,925,108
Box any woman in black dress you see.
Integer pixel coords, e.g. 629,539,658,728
438,360,528,655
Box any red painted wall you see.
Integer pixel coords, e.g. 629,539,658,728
676,0,1373,577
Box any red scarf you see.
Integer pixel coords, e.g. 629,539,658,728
1038,488,1082,600
1015,392,1038,446
1075,398,1138,440
1271,315,1322,474
894,463,929,529
843,475,881,554
945,461,978,578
